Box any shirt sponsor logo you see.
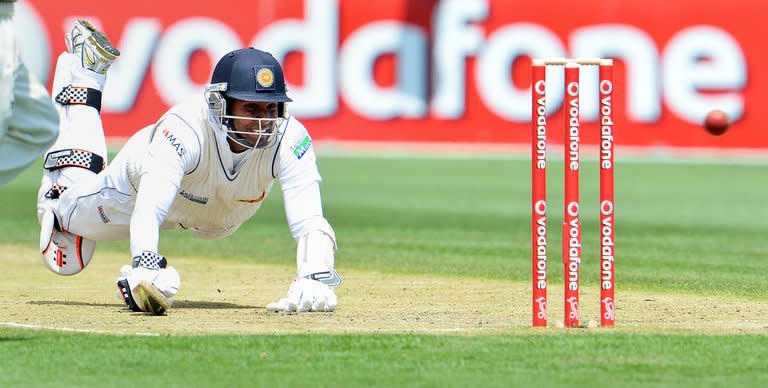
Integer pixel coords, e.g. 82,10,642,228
179,190,208,205
161,128,185,157
291,135,312,159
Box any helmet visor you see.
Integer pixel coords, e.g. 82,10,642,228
219,114,285,149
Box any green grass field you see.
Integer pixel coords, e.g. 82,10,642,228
1,153,767,386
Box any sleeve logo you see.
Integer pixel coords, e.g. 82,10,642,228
161,128,185,157
291,134,312,159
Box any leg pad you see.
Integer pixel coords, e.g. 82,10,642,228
55,85,103,112
44,148,105,174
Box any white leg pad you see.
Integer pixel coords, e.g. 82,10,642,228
39,209,96,276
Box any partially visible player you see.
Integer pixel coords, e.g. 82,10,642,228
37,20,340,315
0,0,59,188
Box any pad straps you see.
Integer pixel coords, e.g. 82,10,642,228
55,85,103,112
303,269,343,287
44,149,105,174
132,251,168,270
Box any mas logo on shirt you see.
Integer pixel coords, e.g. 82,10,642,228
291,134,312,159
161,128,185,157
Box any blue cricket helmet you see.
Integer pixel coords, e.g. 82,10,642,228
210,48,292,103
205,48,291,149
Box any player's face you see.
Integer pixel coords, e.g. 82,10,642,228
229,100,279,150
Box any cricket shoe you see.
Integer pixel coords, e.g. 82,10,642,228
65,19,120,74
39,209,96,276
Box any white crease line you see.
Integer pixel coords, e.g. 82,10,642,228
0,321,159,336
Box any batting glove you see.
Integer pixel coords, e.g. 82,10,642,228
267,276,339,313
116,252,180,315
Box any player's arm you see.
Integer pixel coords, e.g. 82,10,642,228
117,115,200,314
129,116,200,262
267,119,340,313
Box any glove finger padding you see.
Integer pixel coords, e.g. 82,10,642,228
298,297,314,313
267,278,338,313
265,298,287,312
321,291,338,312
153,266,181,298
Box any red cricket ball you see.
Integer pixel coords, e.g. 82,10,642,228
703,110,731,136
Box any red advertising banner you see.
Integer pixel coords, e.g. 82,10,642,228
15,0,768,149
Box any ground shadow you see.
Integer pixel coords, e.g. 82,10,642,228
169,300,261,310
29,299,260,310
29,300,119,308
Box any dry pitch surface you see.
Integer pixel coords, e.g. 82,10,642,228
1,244,766,336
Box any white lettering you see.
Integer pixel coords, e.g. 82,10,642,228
567,202,579,217
534,204,547,289
662,25,746,125
600,86,614,169
153,18,241,105
104,19,162,112
535,92,547,168
600,202,615,290
600,200,614,215
431,0,487,118
340,22,427,119
253,0,338,118
18,4,747,126
477,23,566,121
567,93,580,169
571,24,661,122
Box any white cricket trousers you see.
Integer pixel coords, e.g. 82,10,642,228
37,52,135,242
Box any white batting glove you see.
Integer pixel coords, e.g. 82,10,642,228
267,277,338,312
117,265,181,299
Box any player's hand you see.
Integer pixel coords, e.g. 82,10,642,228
118,265,181,299
266,277,338,312
116,264,181,314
